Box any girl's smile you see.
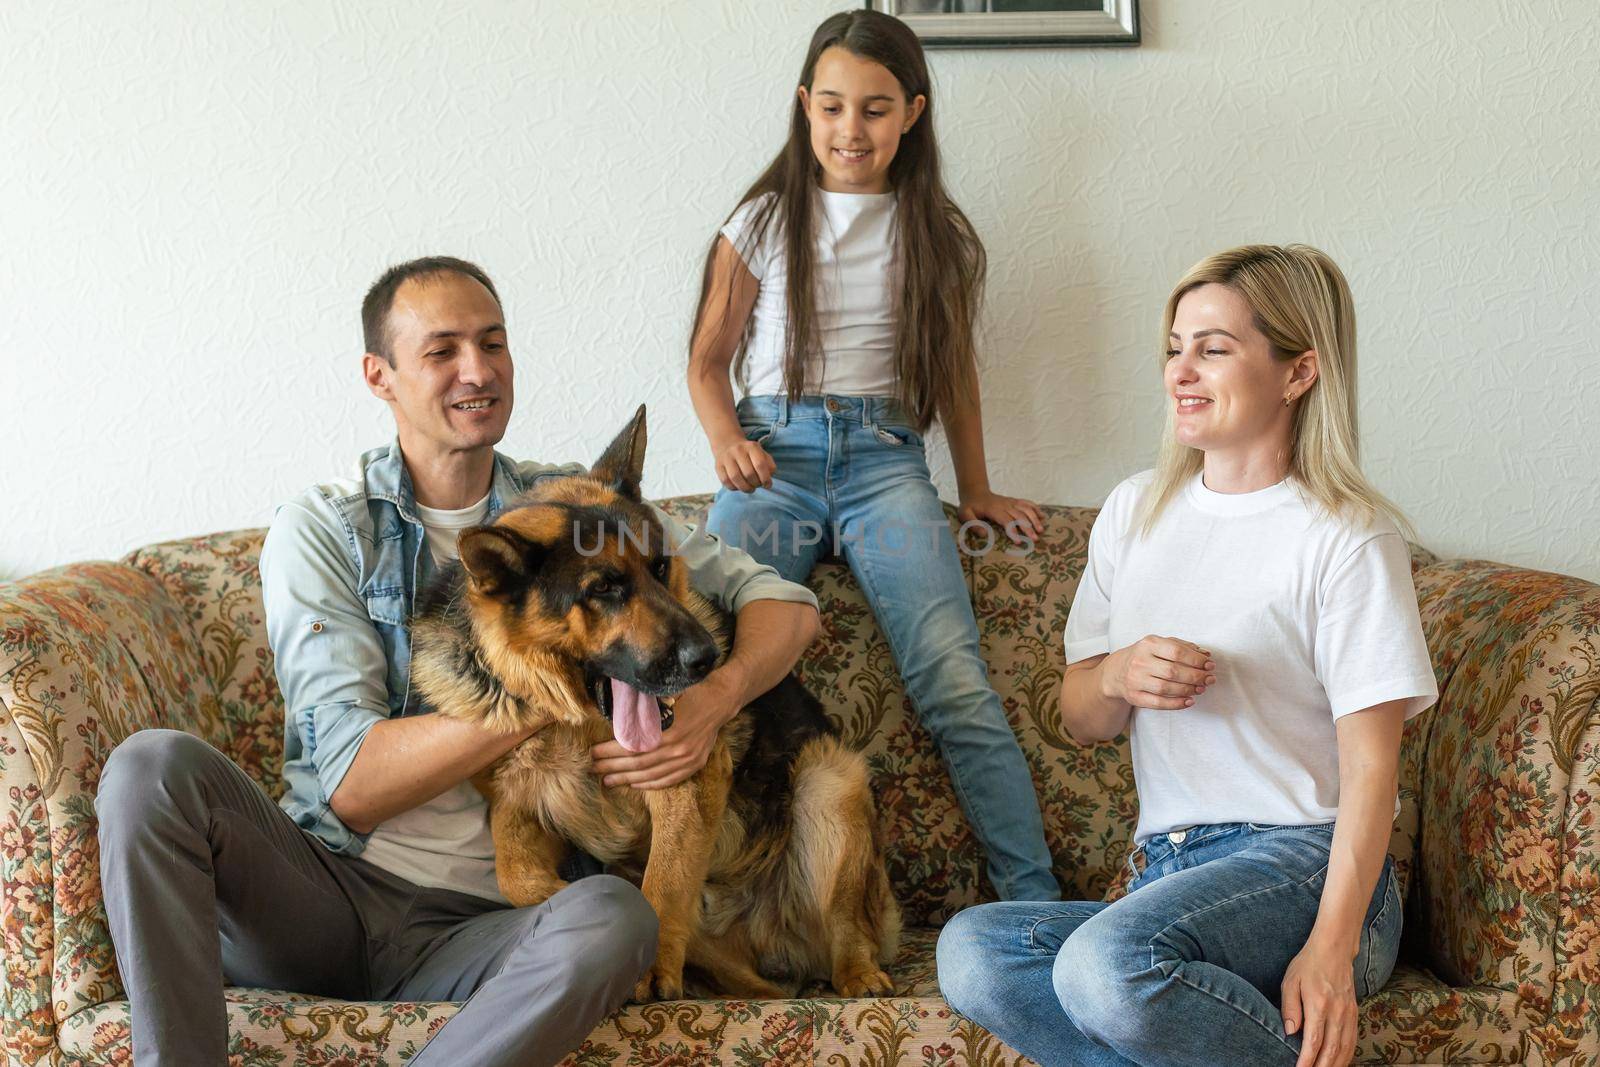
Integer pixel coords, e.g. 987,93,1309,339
799,46,924,194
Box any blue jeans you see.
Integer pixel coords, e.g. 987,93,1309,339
706,394,1058,901
936,822,1404,1066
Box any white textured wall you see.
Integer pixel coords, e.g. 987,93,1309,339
2,0,1596,582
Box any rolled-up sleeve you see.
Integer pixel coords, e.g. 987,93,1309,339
260,497,391,820
652,505,818,615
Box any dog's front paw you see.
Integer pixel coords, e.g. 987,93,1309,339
632,963,685,1003
833,965,894,998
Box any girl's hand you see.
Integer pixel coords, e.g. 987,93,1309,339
714,439,775,493
1282,938,1359,1067
957,490,1046,545
1101,636,1214,709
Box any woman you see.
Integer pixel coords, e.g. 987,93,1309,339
937,244,1437,1066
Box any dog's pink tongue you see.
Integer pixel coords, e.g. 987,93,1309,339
610,678,663,754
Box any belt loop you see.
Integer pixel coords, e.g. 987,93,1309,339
777,394,789,427
864,396,879,430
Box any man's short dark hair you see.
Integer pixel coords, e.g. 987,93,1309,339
361,256,502,364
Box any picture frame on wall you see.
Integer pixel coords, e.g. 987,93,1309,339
868,0,1140,48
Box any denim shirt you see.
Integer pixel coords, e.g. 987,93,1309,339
259,439,818,856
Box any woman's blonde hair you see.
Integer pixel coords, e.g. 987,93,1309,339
1139,243,1411,538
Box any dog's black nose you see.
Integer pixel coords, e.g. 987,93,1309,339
679,639,717,679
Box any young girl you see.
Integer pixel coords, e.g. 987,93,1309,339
684,9,1059,902
937,245,1436,1065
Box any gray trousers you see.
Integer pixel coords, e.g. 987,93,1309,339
94,729,656,1067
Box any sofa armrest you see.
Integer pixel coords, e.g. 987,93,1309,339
1,694,57,1065
0,561,226,1061
1408,558,1600,1060
1543,708,1600,1065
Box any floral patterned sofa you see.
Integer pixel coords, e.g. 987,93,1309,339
2,495,1597,1066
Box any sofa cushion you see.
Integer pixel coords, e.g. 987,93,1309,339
57,932,1524,1066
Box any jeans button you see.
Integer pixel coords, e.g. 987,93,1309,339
826,398,841,413
1168,830,1187,845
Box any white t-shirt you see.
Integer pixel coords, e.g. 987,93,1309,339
415,493,491,567
1062,469,1438,844
721,189,898,398
359,491,509,902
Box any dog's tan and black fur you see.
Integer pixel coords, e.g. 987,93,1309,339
409,406,900,1001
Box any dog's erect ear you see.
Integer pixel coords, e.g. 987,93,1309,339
458,526,540,596
588,404,647,502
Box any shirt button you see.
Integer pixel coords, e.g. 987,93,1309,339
1168,830,1188,844
310,621,324,633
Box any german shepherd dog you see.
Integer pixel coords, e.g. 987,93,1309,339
409,406,900,1002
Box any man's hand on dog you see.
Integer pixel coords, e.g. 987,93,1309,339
591,674,740,789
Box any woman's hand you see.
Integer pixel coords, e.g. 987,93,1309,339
1282,938,1360,1067
714,438,775,493
957,490,1045,545
1100,636,1214,709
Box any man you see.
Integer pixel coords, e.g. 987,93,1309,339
95,256,821,1066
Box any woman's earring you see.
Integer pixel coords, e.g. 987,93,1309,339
1283,394,1293,407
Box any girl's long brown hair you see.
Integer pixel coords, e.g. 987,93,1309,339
691,9,985,433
